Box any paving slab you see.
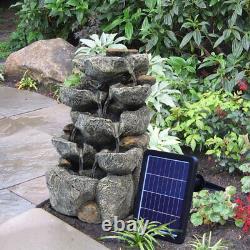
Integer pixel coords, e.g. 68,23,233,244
0,87,56,117
0,190,34,224
9,176,49,205
0,118,59,189
12,103,71,135
0,208,109,250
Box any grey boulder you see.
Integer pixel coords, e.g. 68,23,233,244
109,83,151,110
120,106,151,136
96,148,143,175
60,87,107,111
80,54,149,81
46,167,98,216
96,175,134,221
75,113,115,147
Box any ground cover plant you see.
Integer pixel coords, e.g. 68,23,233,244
188,232,228,250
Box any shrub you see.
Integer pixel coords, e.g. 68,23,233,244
17,71,38,91
234,194,250,233
191,186,237,226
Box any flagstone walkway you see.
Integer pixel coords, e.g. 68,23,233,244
0,86,71,224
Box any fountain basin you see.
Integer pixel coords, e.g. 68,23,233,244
96,148,143,175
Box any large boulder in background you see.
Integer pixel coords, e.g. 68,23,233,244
4,38,75,84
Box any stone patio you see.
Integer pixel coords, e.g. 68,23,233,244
0,208,108,250
0,86,71,224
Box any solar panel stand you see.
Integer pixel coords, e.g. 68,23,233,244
194,174,225,192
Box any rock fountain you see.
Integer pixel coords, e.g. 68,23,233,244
46,49,156,224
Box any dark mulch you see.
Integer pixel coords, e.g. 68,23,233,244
41,153,250,250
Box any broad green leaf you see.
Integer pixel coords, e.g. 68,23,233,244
191,213,203,226
125,22,133,40
180,32,193,48
193,29,202,46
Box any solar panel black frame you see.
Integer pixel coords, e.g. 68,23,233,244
134,150,198,244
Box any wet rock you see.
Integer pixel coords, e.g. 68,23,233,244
96,148,143,175
46,167,98,216
120,133,149,150
70,111,80,124
120,106,151,136
80,54,149,81
75,114,115,147
63,124,74,135
96,175,134,221
79,167,106,179
133,164,143,194
4,38,75,84
137,75,156,86
52,137,96,167
60,87,107,111
109,83,151,110
52,137,79,162
77,201,102,224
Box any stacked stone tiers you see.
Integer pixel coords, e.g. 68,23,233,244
46,50,156,224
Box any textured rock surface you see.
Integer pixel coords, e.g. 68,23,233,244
120,106,151,136
75,114,115,147
80,54,149,81
52,137,96,167
96,175,134,221
4,38,75,84
77,201,101,224
60,87,107,111
96,148,143,175
109,83,151,109
120,134,149,150
46,167,98,216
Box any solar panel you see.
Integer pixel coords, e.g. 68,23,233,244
134,150,198,244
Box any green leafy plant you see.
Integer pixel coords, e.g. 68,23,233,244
64,73,82,87
188,232,228,250
100,219,175,250
75,33,127,57
241,176,250,193
148,124,182,154
191,186,237,226
0,41,12,60
17,72,38,91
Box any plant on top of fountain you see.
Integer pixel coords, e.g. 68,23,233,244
75,32,127,57
100,219,175,250
234,194,250,233
191,186,237,226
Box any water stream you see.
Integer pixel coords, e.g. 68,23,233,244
96,91,103,117
79,146,84,173
113,122,120,153
70,127,77,142
124,58,137,86
91,158,98,178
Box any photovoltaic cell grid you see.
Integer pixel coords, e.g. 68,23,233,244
137,155,190,230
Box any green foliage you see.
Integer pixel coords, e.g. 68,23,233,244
96,0,250,57
188,232,228,250
75,33,127,57
0,41,12,60
64,73,82,87
0,65,4,82
165,91,250,171
17,72,38,91
241,176,250,193
191,186,237,226
148,124,183,154
100,219,174,250
10,0,50,50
